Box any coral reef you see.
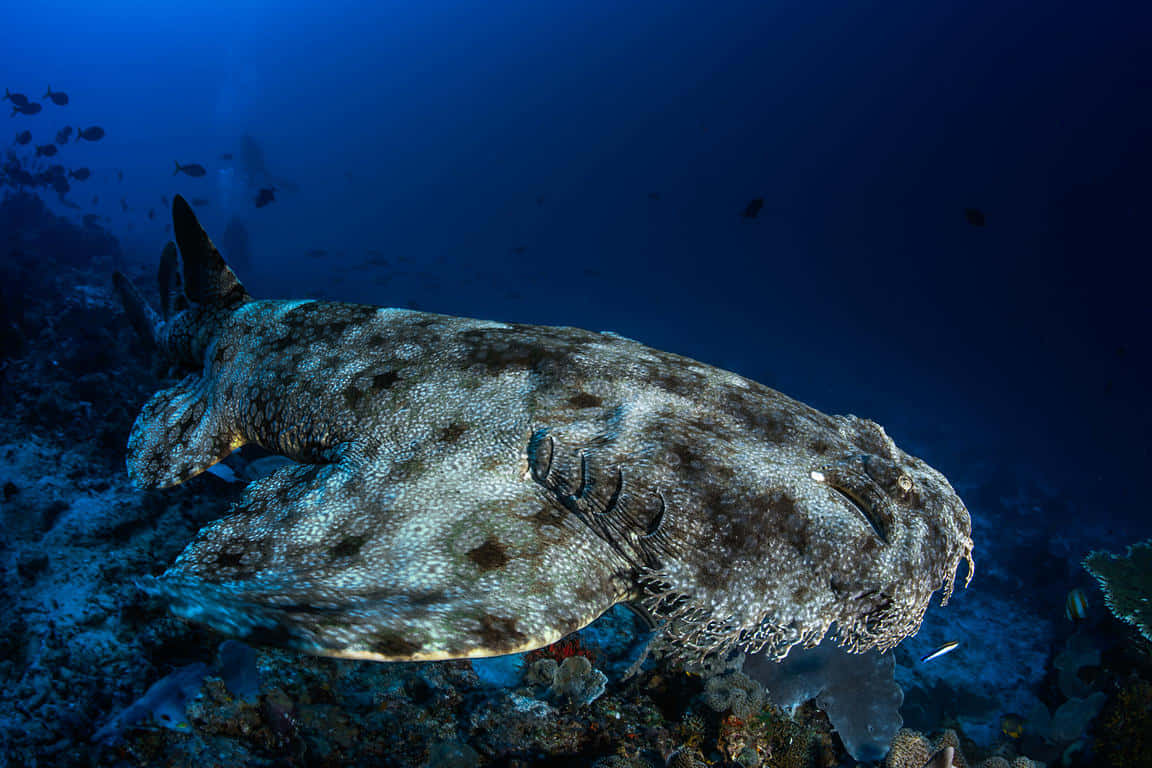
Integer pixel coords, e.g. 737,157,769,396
1095,677,1152,768
702,670,765,719
884,728,1043,768
745,643,903,761
1084,539,1152,642
547,656,609,709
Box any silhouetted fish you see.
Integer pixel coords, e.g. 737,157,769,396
68,167,91,180
648,192,660,200
4,89,29,107
35,144,57,157
742,198,764,219
148,208,156,220
536,194,545,206
91,195,99,204
117,170,124,182
190,197,210,207
161,195,169,206
11,103,42,116
253,187,275,208
219,153,233,160
174,161,207,177
964,208,985,227
82,213,100,228
43,86,68,106
306,249,328,259
14,130,31,145
120,197,129,212
510,246,527,255
75,126,104,141
55,126,72,144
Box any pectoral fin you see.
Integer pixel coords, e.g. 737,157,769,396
126,375,242,489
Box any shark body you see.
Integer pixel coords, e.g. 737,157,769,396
114,196,974,663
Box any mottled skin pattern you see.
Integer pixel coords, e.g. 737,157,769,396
115,196,974,663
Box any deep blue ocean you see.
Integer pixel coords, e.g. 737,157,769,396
2,1,1150,766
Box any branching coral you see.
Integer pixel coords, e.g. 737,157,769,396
1083,539,1152,642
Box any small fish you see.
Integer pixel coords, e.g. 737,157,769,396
161,195,169,207
306,249,328,259
14,130,31,145
190,197,210,207
35,144,58,157
120,197,129,212
82,213,100,228
91,194,99,204
964,208,985,227
648,192,660,200
1065,587,1089,622
55,126,72,144
1000,713,1025,740
173,161,207,177
4,89,30,107
920,640,960,663
117,170,124,182
510,246,527,255
75,126,105,142
253,187,275,208
11,103,42,116
68,167,91,181
148,208,155,220
742,198,764,219
43,86,68,106
536,194,545,206
219,152,233,160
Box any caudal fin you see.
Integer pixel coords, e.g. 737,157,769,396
173,161,182,175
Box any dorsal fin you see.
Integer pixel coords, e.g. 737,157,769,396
157,241,189,320
171,194,249,306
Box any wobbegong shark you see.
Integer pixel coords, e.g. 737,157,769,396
113,196,973,663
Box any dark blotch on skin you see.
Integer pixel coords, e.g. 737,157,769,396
373,371,399,389
215,550,247,569
344,387,366,411
440,422,468,443
478,614,527,653
330,534,368,559
568,392,603,409
467,536,509,572
372,631,423,657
